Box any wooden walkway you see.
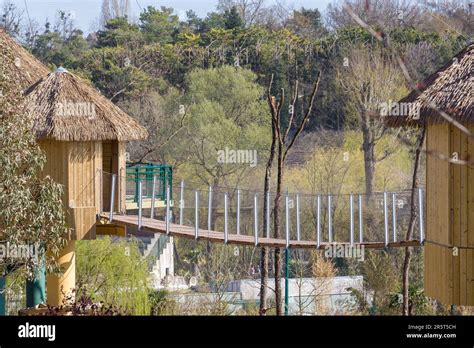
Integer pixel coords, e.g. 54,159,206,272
101,213,421,249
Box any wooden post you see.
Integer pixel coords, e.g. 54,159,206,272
46,241,76,307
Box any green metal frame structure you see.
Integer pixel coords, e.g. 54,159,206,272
0,276,5,316
26,266,46,308
126,163,173,203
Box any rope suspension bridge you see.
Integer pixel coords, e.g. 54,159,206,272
100,170,425,250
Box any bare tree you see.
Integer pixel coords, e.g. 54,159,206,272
266,71,321,315
290,250,336,315
259,83,278,315
53,10,77,40
100,0,131,27
326,0,423,30
336,48,406,200
117,90,189,167
217,0,267,26
0,1,22,35
312,252,337,315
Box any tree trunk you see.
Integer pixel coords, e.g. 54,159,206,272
402,126,426,316
206,177,220,283
273,143,284,315
361,112,375,202
259,247,269,314
265,71,321,316
259,119,277,315
362,133,375,201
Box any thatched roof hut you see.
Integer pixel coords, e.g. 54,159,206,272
386,43,473,127
0,29,50,89
25,67,148,141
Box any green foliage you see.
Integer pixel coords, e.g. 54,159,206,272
140,6,179,44
200,12,226,33
32,30,88,68
75,237,151,315
97,17,143,47
78,46,152,100
149,290,179,315
286,7,326,39
388,284,433,315
179,66,270,185
224,6,244,30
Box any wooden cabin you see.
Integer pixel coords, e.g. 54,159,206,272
23,67,147,306
387,43,473,306
25,67,148,240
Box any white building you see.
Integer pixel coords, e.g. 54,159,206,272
226,276,364,315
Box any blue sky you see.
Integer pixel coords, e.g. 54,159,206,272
11,0,332,33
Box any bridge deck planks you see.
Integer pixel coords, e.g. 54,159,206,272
101,213,421,249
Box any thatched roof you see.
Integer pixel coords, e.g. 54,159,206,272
25,68,148,141
386,43,473,127
0,29,50,89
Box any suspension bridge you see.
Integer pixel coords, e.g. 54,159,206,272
101,171,425,250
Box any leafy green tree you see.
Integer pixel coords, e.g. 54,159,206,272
286,8,326,38
32,30,88,68
78,46,152,100
139,6,179,44
224,6,244,30
76,237,151,315
183,10,204,32
200,12,226,33
181,66,270,187
97,17,143,48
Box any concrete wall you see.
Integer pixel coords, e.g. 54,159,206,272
151,237,174,289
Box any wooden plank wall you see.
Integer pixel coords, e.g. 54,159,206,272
38,140,69,207
38,140,101,241
425,123,451,304
67,141,101,240
425,123,474,306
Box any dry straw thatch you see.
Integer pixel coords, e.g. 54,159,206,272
0,29,50,89
25,68,148,141
1,29,147,141
386,43,473,127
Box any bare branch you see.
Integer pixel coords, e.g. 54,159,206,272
284,71,322,161
284,80,299,141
